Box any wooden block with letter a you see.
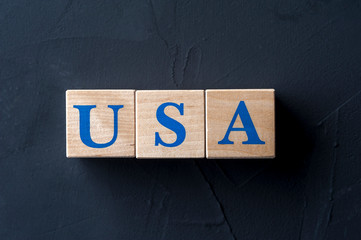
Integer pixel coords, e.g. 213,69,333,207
136,90,205,158
206,89,275,159
66,90,135,158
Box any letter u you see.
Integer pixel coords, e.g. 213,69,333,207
73,105,123,148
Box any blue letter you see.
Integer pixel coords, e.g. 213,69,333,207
73,105,123,148
218,101,265,145
155,102,186,147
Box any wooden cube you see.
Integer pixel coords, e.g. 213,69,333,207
206,89,275,159
66,90,135,158
136,90,205,158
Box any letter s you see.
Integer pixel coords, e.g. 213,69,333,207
155,102,186,147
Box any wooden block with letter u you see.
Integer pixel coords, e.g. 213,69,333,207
206,89,275,159
136,90,205,158
66,90,135,158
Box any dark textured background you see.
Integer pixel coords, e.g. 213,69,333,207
1,0,361,239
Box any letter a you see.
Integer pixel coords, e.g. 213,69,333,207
155,102,186,147
73,105,123,148
218,101,265,145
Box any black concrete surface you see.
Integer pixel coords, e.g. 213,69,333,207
1,0,361,239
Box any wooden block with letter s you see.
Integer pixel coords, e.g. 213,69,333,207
66,90,135,158
136,90,205,158
206,89,275,159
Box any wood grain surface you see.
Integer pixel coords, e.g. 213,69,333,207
66,90,135,158
136,90,205,158
206,89,275,158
